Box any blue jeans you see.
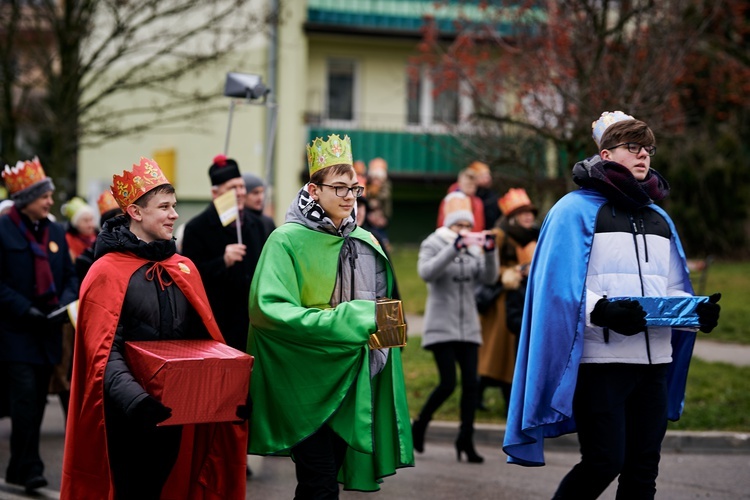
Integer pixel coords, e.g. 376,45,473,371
554,363,669,500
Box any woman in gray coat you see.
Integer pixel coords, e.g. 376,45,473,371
412,192,498,463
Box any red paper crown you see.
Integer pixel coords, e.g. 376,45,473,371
498,188,534,216
1,157,47,195
111,157,170,209
97,189,121,215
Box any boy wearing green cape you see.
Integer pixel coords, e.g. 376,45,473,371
246,134,413,498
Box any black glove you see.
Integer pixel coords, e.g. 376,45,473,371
130,395,172,427
591,298,647,336
483,232,496,252
235,395,252,422
454,233,467,251
695,292,721,333
24,306,49,329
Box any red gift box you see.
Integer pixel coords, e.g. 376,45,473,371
124,339,253,426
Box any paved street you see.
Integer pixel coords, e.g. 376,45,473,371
1,398,750,499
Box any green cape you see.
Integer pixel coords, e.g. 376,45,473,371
247,222,414,491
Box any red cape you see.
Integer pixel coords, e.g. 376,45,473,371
61,252,247,500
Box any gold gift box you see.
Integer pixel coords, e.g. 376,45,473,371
369,298,407,350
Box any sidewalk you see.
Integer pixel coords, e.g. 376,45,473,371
405,313,750,453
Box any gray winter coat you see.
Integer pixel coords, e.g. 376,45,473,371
418,228,498,348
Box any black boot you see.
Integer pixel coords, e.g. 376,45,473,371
411,418,428,453
455,430,484,464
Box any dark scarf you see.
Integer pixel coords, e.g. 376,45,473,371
8,206,58,305
499,217,540,248
572,156,670,210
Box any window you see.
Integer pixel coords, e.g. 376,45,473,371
407,73,422,125
327,59,355,121
434,85,459,125
406,66,465,129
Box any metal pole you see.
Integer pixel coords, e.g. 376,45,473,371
263,103,278,213
235,187,243,245
224,100,236,155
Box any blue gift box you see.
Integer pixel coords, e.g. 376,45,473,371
608,296,709,328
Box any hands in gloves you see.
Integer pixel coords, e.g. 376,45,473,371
696,292,721,333
454,233,467,251
591,298,647,336
130,395,172,427
24,306,49,329
235,394,252,422
483,232,496,252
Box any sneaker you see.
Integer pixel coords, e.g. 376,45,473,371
24,475,48,493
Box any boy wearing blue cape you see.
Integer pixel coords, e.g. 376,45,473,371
503,112,721,499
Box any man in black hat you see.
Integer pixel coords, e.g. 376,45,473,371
181,155,273,351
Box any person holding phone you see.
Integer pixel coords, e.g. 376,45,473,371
412,191,498,463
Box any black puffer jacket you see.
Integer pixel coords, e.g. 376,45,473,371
98,215,209,417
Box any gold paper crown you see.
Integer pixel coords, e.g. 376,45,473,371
306,134,353,176
1,157,47,195
111,157,170,209
97,190,121,215
499,188,535,216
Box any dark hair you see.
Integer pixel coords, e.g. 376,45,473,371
132,184,176,209
600,120,656,151
309,164,356,184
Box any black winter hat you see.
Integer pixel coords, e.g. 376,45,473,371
209,154,241,186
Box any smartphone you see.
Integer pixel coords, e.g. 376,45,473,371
461,231,486,246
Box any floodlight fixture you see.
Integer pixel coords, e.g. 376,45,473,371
224,72,270,101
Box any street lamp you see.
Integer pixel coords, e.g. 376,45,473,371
222,72,278,214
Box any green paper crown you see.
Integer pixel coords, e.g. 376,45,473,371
306,134,353,176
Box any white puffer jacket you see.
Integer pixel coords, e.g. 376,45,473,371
583,203,691,364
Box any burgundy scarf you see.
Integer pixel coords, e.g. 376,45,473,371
573,157,670,211
8,206,58,305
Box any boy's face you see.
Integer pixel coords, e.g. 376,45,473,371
309,168,358,227
601,141,651,181
130,191,178,243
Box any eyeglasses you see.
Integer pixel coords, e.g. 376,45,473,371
607,142,656,157
315,183,365,198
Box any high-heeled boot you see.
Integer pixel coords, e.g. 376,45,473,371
411,418,428,453
455,430,484,463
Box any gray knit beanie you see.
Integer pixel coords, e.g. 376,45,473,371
11,178,55,209
242,172,264,191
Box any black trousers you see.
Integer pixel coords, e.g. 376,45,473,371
291,424,348,500
554,363,669,500
419,341,479,434
104,398,182,500
3,362,52,483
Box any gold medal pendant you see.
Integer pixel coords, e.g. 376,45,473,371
49,241,59,253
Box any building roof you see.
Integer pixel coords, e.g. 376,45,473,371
306,0,545,38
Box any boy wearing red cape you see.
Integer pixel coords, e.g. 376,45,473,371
61,158,247,499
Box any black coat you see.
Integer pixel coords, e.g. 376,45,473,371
0,213,78,364
181,205,273,350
